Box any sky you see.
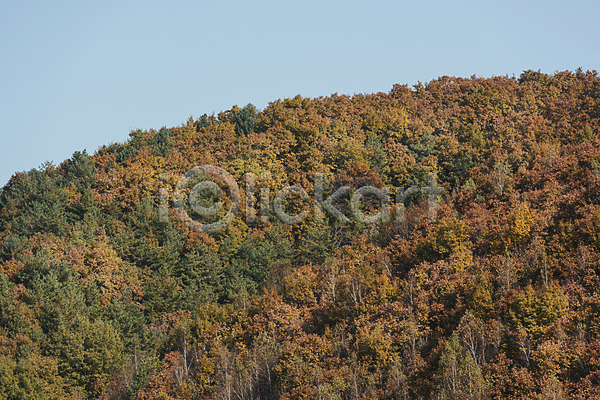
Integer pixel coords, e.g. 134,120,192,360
1,0,599,187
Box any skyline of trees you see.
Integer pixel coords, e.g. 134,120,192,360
1,69,600,399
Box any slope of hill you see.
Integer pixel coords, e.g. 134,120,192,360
1,69,600,399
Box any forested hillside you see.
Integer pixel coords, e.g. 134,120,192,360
1,69,600,399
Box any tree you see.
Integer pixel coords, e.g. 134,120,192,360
509,284,569,341
437,333,486,400
49,315,124,397
456,311,486,366
234,104,258,136
492,161,511,197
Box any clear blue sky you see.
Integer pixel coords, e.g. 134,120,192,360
1,0,598,187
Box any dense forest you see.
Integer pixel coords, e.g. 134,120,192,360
1,69,600,399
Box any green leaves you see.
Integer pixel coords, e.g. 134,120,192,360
230,225,292,296
49,315,124,397
509,284,569,340
233,103,258,136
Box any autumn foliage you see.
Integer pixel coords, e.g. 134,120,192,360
1,69,600,399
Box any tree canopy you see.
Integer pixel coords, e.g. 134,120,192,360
1,69,600,399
